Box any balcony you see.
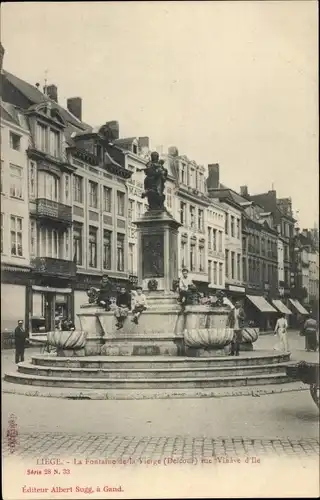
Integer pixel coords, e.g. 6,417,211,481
31,257,76,278
35,198,72,225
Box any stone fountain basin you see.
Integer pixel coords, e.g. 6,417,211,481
241,327,259,344
47,330,87,350
184,327,234,349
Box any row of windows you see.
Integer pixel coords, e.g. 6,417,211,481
207,228,223,252
225,214,241,239
180,202,204,231
1,162,24,199
208,260,224,286
179,163,205,192
74,175,126,215
1,214,23,257
73,224,125,271
181,242,205,273
225,249,241,281
243,258,278,285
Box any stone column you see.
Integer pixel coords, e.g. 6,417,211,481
134,209,181,293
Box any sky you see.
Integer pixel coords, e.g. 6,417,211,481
1,1,318,228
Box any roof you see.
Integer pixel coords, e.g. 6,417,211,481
3,70,90,131
1,101,19,125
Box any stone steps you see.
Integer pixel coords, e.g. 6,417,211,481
30,352,290,369
4,371,291,389
18,361,288,379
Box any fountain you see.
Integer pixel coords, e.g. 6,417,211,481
4,154,292,394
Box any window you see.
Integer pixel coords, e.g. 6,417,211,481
29,161,36,198
30,220,36,256
190,206,195,229
181,241,187,268
73,224,83,266
44,173,58,201
212,229,217,251
242,237,247,254
231,251,235,279
128,199,134,223
180,164,186,184
89,226,97,267
50,230,59,258
1,213,3,253
190,244,196,271
208,260,212,282
237,254,241,281
132,144,138,154
225,249,229,277
180,202,186,225
37,123,47,152
198,209,204,231
103,186,112,212
236,219,240,239
117,191,125,216
117,233,125,271
208,228,212,249
73,175,83,203
225,214,229,234
65,228,70,260
137,202,143,219
10,132,21,151
199,246,204,271
218,231,223,252
219,263,223,285
10,215,23,256
10,165,23,199
64,175,70,204
242,257,247,282
190,168,195,187
103,230,112,270
89,181,98,208
231,216,235,237
213,261,218,284
49,129,60,157
128,243,134,273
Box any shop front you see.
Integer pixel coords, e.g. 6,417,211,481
245,294,278,331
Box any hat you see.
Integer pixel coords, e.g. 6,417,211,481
136,285,143,290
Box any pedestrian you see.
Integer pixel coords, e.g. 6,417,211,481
14,319,27,364
228,301,245,356
301,315,318,352
98,274,113,311
114,286,131,330
274,313,289,352
131,286,148,325
177,268,194,309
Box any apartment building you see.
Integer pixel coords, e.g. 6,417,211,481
207,201,225,290
164,147,210,290
66,126,132,325
1,101,31,333
206,164,244,300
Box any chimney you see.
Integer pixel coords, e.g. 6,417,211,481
138,137,149,149
168,146,179,157
104,120,119,140
0,42,4,72
207,164,220,190
240,185,249,197
46,84,58,102
67,97,82,121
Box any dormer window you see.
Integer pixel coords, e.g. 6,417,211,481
49,129,60,157
132,144,138,154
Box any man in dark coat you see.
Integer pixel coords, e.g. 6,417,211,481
98,274,113,311
227,301,245,356
14,320,27,364
114,286,131,329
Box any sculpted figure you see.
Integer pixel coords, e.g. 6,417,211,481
138,152,168,210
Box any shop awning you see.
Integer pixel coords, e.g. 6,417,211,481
289,299,309,315
272,300,292,315
246,295,277,313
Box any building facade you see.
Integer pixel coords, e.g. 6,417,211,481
166,148,210,290
207,201,225,290
1,101,31,333
206,164,244,300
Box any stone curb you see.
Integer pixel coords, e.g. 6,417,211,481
2,379,308,401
